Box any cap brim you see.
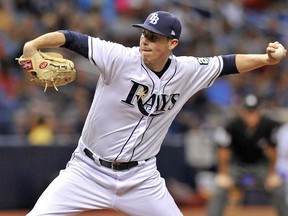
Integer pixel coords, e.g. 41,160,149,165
244,105,259,110
132,23,168,37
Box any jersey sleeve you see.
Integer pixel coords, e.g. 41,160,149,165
183,56,223,89
188,55,238,89
266,119,281,147
87,36,134,83
220,54,239,76
59,30,89,58
214,126,231,147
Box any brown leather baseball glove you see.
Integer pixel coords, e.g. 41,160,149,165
17,51,76,92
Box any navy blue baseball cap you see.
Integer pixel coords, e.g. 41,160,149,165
132,11,182,39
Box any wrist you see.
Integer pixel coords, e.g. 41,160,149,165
23,41,38,57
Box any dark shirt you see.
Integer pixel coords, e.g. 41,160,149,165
224,116,280,164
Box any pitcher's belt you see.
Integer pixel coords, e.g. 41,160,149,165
84,148,147,171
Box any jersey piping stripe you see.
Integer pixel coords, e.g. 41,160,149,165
89,37,97,65
130,61,177,161
114,116,145,161
128,117,154,161
162,61,177,93
141,64,155,92
206,56,222,87
114,61,160,161
116,63,161,161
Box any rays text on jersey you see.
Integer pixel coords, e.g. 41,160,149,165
121,80,180,116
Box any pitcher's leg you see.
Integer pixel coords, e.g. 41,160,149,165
27,153,115,216
116,170,183,216
27,169,86,216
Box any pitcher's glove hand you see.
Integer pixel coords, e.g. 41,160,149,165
17,51,76,92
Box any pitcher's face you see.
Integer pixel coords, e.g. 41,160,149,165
139,30,178,65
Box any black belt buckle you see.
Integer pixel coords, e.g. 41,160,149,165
84,148,141,171
111,161,123,170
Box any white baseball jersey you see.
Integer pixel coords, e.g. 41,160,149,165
27,31,231,216
80,37,223,162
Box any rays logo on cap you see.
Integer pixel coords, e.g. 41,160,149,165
132,11,182,39
149,13,159,25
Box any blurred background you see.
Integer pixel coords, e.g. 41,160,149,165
1,0,288,212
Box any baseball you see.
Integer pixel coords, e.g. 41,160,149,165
271,44,286,60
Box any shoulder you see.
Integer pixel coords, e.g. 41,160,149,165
175,56,221,65
89,37,140,59
90,37,137,51
175,55,223,74
225,117,243,131
261,116,281,128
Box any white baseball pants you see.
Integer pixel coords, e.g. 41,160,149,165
26,145,183,216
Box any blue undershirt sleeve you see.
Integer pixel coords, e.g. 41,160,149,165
220,54,239,76
58,30,89,59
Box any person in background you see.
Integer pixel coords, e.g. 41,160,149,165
28,115,54,146
207,94,287,216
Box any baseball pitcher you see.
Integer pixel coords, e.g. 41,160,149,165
18,11,287,216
